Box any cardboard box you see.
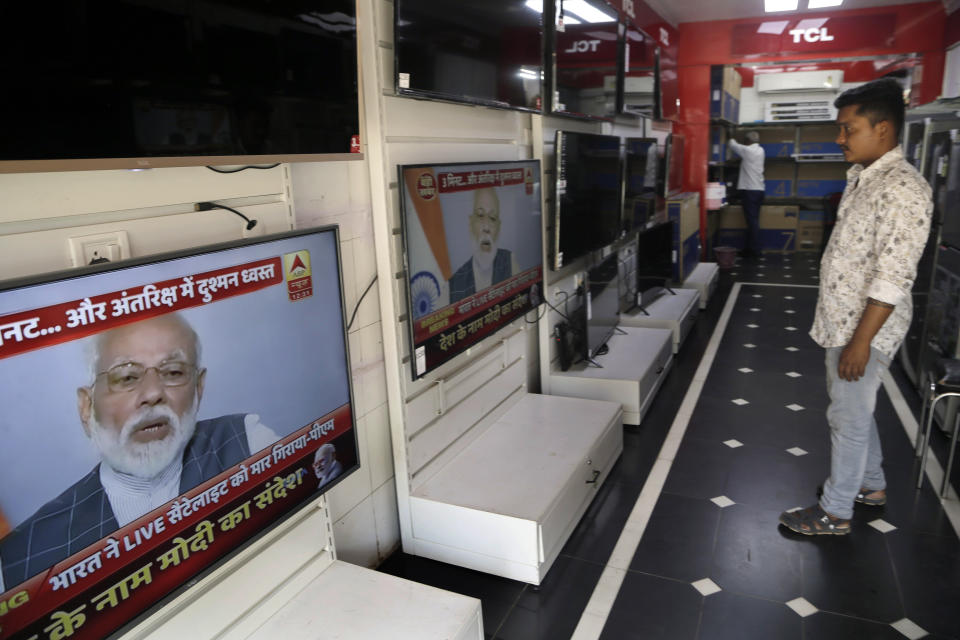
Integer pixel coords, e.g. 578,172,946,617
759,205,798,253
764,163,795,198
667,192,701,282
756,126,796,159
798,124,843,155
796,210,825,252
710,125,728,163
719,205,746,230
796,163,847,197
710,65,742,121
715,205,746,250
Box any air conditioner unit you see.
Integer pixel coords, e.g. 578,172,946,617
756,70,844,93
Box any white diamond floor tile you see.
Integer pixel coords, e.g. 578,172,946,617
732,398,750,406
746,324,759,328
891,618,928,639
785,597,818,618
755,273,765,277
785,266,792,270
786,371,802,378
750,308,761,312
868,519,898,534
784,296,795,300
784,274,792,278
753,294,763,298
731,272,739,276
723,439,744,448
691,578,722,596
785,326,798,331
786,447,808,456
744,343,756,349
738,367,754,373
786,404,805,412
785,346,799,352
785,309,796,314
711,495,735,508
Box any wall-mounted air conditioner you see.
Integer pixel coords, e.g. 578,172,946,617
756,70,844,93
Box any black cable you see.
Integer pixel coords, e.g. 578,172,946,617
195,201,258,230
543,295,570,322
206,164,281,174
347,275,378,331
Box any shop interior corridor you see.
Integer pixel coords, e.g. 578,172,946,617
379,255,960,640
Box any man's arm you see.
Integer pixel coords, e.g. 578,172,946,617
839,181,932,381
727,138,744,158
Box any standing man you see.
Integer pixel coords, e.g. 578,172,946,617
728,131,766,261
779,78,932,536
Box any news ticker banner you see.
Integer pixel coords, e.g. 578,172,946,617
0,249,320,363
412,266,542,378
0,403,353,640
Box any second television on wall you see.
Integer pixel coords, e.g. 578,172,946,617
398,160,544,380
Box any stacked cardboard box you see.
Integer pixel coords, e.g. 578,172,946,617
716,205,746,250
710,66,741,123
756,127,796,159
667,192,701,282
798,124,843,156
710,125,728,163
759,206,799,253
797,210,825,252
796,163,847,197
764,164,795,198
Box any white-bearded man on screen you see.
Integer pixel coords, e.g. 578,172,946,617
0,313,277,590
312,443,343,488
448,187,520,304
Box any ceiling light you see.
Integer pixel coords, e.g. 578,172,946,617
525,0,543,13
563,0,616,23
757,20,789,35
764,0,799,12
796,17,828,30
808,0,843,8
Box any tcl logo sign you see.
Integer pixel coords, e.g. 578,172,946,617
789,27,834,43
564,39,602,53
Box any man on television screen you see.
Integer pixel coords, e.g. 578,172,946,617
312,443,343,488
0,313,278,589
448,187,519,303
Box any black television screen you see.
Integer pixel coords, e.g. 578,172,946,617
619,25,659,118
0,1,359,171
623,137,660,233
586,252,620,359
395,0,543,112
554,130,623,269
0,228,358,638
635,220,673,305
399,160,543,379
551,0,621,119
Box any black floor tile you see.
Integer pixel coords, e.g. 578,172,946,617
723,446,829,511
697,591,801,640
886,529,960,638
662,436,735,501
493,555,604,640
561,479,641,565
803,611,907,639
709,503,805,602
629,493,721,582
600,572,702,640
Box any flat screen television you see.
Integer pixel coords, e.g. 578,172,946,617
0,227,358,638
585,252,620,359
399,160,544,379
619,24,659,118
554,130,623,270
0,1,360,172
550,0,621,119
635,220,673,307
394,0,543,112
623,137,660,233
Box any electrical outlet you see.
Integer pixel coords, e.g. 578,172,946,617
68,231,131,267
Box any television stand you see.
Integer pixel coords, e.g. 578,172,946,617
621,287,700,354
680,262,719,309
549,326,673,426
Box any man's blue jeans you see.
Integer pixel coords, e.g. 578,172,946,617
819,346,891,520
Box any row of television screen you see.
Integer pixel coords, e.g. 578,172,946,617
554,130,684,270
395,0,677,122
396,149,679,381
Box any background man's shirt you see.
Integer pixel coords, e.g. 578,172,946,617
728,140,766,191
811,146,933,357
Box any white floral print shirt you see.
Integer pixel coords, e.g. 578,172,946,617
810,146,933,357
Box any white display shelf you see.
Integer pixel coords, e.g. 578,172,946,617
621,288,700,354
409,393,623,585
680,262,719,309
550,326,673,426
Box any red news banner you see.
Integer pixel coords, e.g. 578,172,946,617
0,404,354,640
0,257,282,361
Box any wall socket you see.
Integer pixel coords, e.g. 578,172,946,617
68,231,131,267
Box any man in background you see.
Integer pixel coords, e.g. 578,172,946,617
779,78,932,536
0,313,277,589
728,131,766,261
449,187,519,303
312,443,343,488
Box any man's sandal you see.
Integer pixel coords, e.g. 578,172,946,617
779,505,851,536
815,485,887,506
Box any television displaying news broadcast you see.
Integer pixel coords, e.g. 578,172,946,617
399,160,543,379
0,227,357,640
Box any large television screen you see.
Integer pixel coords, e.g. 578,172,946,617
551,0,621,120
0,228,357,638
635,220,673,306
585,252,620,359
394,0,543,112
399,160,543,379
554,130,623,269
0,1,359,171
623,137,660,233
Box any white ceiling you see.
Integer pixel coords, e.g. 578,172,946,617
644,0,952,26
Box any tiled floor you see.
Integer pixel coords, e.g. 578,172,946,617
378,253,960,640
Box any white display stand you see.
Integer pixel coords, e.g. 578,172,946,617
408,393,623,585
549,327,673,426
123,497,483,640
620,288,700,354
680,262,719,310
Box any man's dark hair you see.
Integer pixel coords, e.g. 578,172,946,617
834,78,905,139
